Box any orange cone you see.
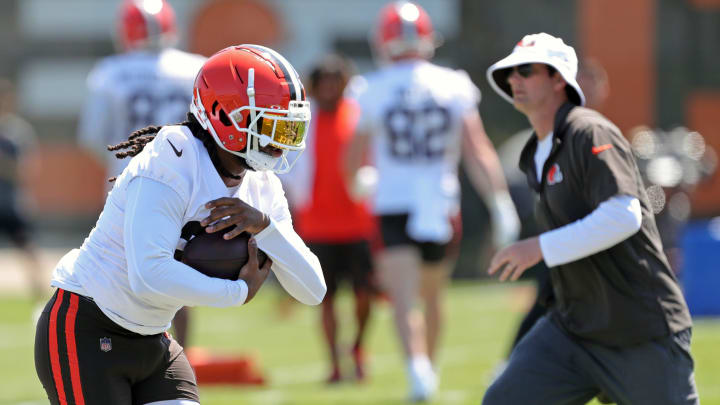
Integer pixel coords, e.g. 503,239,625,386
186,347,266,386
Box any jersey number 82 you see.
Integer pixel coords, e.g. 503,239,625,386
383,103,451,161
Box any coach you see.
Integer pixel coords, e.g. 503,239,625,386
482,33,698,405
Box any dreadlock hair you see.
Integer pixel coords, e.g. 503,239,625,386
107,112,249,182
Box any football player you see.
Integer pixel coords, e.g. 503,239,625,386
344,2,520,401
78,0,206,183
35,45,326,405
77,0,207,347
283,54,377,383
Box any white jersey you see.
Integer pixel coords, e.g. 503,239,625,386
347,59,480,242
78,48,206,179
51,125,325,335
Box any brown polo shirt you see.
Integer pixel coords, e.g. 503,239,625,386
518,102,692,347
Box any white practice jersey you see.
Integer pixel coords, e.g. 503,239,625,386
346,59,480,242
52,125,325,335
78,48,206,179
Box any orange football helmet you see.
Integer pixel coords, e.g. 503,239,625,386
190,45,310,173
117,0,177,51
374,1,436,61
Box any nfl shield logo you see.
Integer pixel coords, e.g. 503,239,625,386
100,337,112,352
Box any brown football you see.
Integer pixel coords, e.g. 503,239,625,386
182,230,267,280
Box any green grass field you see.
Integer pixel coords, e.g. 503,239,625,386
1,281,718,404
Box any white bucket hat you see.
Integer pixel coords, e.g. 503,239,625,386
486,33,585,106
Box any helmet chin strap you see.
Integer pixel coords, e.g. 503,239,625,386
247,68,256,133
243,67,283,172
243,67,267,172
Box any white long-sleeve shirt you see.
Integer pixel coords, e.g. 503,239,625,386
534,133,642,266
52,125,326,335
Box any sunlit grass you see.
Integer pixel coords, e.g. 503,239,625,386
1,281,718,404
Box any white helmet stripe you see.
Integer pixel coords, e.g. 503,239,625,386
134,0,161,39
244,44,302,101
398,2,419,42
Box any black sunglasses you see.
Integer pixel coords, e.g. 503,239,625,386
510,63,535,78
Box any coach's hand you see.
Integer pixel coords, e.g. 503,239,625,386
201,197,270,238
487,237,543,282
238,237,272,303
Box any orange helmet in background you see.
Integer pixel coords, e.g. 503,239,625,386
190,45,310,174
117,0,177,51
374,1,437,61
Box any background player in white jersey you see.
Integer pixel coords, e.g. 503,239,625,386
344,2,520,401
78,0,206,183
34,45,325,405
77,0,206,346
